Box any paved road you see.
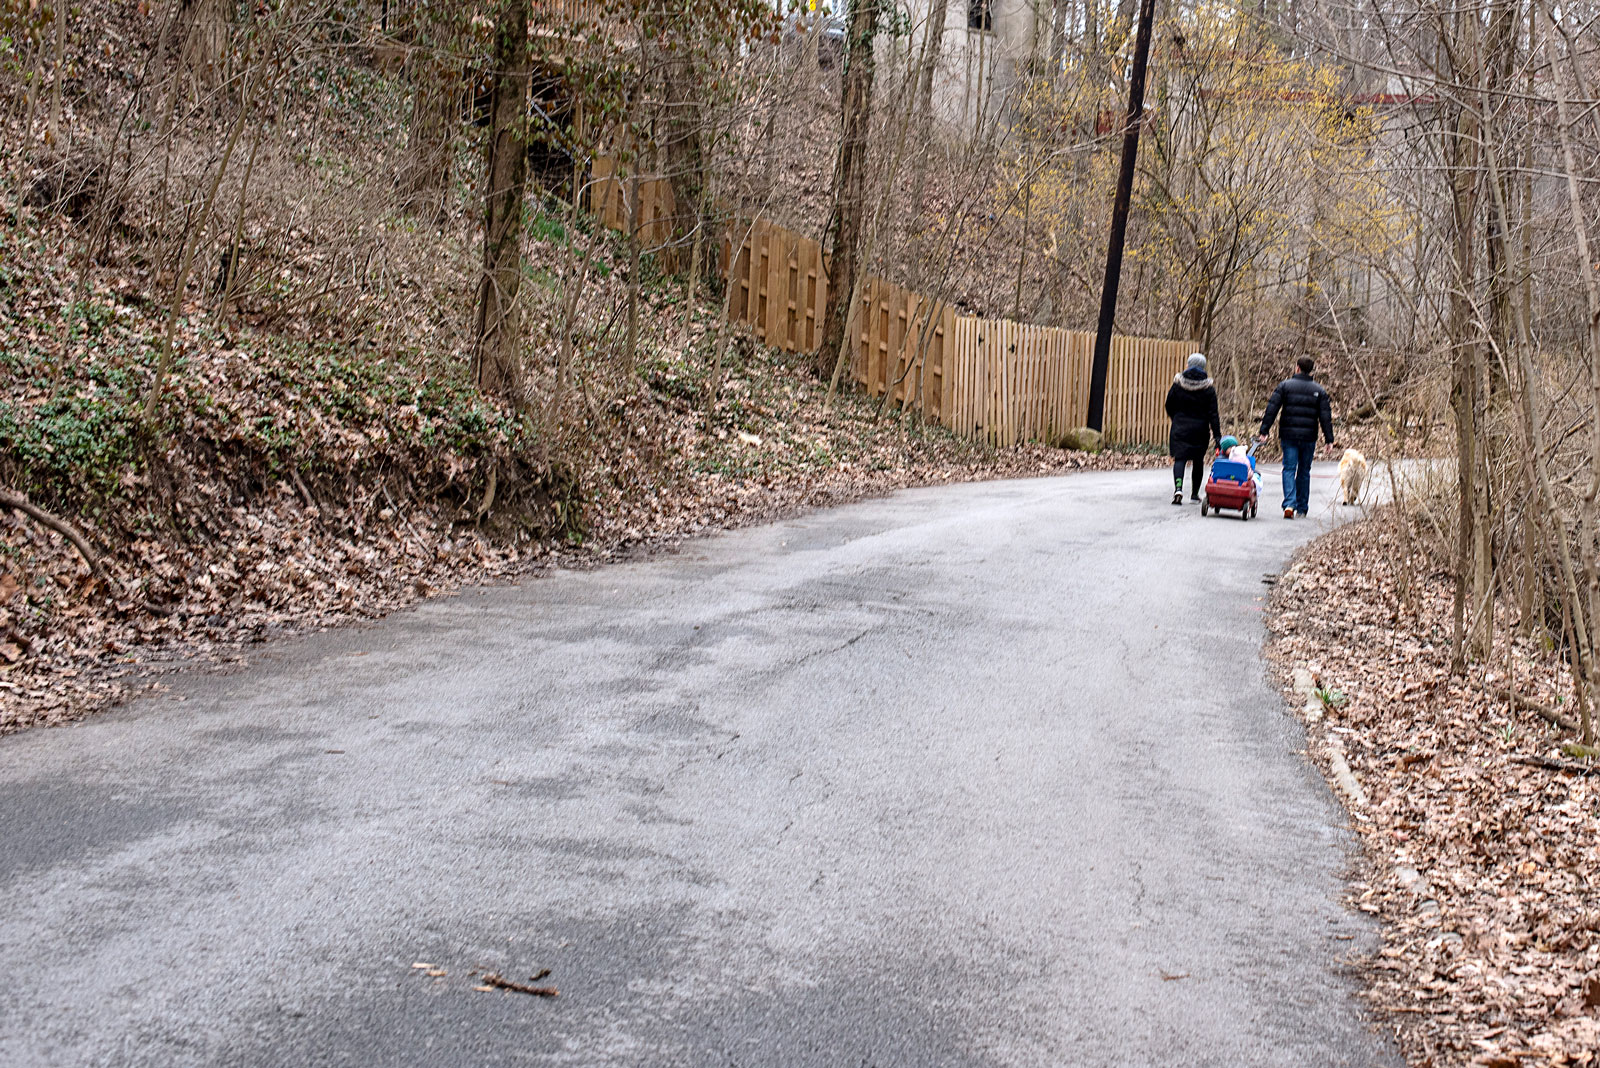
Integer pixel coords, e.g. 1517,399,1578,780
2,463,1399,1067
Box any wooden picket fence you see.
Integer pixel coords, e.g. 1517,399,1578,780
939,319,1190,446
591,160,1191,446
1104,334,1195,447
718,223,958,427
945,318,1090,446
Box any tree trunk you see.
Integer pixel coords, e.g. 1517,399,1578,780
658,17,705,276
684,169,717,331
1050,0,1069,75
918,0,950,114
818,0,881,377
1468,0,1524,659
220,123,262,316
1481,0,1517,374
1446,74,1482,672
1542,0,1600,741
907,0,949,289
1013,176,1030,319
473,0,531,400
625,165,642,371
399,10,462,222
47,0,64,147
1085,0,1101,83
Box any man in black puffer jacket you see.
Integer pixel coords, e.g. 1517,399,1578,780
1164,352,1222,505
1257,356,1335,518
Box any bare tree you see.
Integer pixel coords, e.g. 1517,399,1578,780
818,0,882,377
474,0,532,400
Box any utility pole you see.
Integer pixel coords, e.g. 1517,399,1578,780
1086,0,1158,433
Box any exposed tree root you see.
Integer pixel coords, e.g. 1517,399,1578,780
0,490,106,582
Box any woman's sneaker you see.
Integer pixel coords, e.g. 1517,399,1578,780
1283,508,1294,519
1173,491,1184,505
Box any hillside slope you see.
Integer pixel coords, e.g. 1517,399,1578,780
0,8,1155,731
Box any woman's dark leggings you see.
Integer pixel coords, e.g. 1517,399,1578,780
1172,456,1203,493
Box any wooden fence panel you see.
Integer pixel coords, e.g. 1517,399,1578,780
1101,338,1195,446
843,279,955,425
588,156,674,250
929,323,1192,447
720,218,828,356
984,320,1000,445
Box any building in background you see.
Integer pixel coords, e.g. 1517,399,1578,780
911,0,1062,135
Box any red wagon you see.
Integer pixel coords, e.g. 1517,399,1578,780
1200,449,1259,520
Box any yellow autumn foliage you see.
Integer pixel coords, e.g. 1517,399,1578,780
1007,0,1407,357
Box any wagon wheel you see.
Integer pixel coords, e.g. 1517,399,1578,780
1200,496,1209,516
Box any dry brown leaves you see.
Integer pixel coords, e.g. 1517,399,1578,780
1269,514,1600,1067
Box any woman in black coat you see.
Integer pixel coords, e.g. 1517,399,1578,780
1164,352,1222,505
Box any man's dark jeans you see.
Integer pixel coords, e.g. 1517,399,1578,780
1281,440,1314,514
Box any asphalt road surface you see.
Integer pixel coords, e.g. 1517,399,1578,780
2,463,1401,1067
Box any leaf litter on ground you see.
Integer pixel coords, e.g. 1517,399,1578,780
1269,511,1600,1067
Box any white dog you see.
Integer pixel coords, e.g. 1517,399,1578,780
1338,447,1369,506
